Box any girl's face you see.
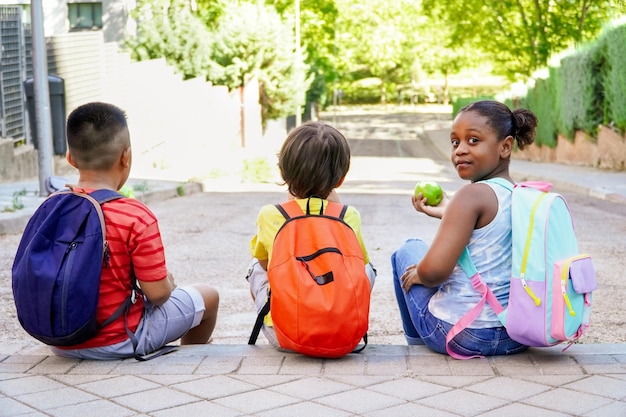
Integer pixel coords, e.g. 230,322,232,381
450,110,511,182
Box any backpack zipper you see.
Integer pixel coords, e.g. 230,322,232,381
61,242,79,333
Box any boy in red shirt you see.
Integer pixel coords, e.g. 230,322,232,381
51,102,219,360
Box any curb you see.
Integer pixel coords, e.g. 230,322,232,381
0,181,204,236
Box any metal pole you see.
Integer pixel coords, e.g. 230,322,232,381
295,0,301,127
30,0,54,195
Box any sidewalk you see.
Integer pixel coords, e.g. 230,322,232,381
1,343,625,416
1,124,625,416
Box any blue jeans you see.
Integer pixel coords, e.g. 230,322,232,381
391,238,527,357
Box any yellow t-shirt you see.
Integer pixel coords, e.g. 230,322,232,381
249,198,371,265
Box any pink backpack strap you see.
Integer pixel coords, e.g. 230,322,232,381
516,181,553,193
446,248,505,360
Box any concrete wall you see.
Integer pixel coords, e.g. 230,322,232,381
1,29,265,183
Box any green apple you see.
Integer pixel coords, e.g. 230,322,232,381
414,181,443,206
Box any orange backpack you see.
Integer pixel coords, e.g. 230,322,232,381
248,198,371,358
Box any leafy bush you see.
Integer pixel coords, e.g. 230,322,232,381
601,22,626,132
451,96,495,118
558,42,604,140
525,68,559,147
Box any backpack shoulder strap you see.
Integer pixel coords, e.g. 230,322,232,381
276,200,304,220
323,202,348,219
483,177,514,192
89,189,125,204
446,248,507,360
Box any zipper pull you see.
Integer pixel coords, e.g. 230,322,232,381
104,241,111,267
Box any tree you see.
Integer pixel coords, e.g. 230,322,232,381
334,0,424,102
207,2,310,125
422,0,626,80
128,0,309,126
127,0,213,80
271,0,339,111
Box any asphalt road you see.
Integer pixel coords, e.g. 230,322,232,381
1,108,624,348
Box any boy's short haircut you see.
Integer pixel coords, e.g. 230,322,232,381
278,121,350,199
66,102,129,171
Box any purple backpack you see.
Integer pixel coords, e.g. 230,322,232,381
12,189,129,346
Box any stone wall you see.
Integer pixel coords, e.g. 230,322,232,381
513,125,625,171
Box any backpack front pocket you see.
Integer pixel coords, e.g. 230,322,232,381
551,255,597,341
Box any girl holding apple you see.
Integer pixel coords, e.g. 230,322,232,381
392,100,537,357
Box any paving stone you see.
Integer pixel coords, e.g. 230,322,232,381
363,402,460,417
194,356,241,375
0,395,39,416
267,376,354,400
112,386,202,413
464,376,551,401
416,388,509,416
150,399,241,417
521,387,613,415
171,375,259,400
315,387,406,414
0,375,65,396
366,377,450,401
15,386,99,410
45,399,136,417
562,375,626,400
478,403,570,417
280,355,324,375
76,375,161,397
366,354,408,376
211,387,299,414
238,354,283,374
583,400,626,417
256,400,352,417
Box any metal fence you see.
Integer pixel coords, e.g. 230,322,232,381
0,6,30,144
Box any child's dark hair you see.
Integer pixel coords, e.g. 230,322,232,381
66,102,129,170
459,100,537,150
278,121,351,199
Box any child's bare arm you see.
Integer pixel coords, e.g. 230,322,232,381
138,271,175,306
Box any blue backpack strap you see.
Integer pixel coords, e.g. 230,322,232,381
89,188,124,204
458,248,478,277
483,177,514,192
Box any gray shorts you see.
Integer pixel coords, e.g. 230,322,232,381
247,259,376,348
50,286,205,360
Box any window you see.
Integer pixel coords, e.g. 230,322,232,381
68,3,102,30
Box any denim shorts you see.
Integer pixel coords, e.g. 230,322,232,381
391,238,527,357
50,286,205,360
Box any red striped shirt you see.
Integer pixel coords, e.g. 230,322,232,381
57,193,167,349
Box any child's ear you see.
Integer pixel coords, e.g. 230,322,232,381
500,136,514,158
335,176,346,188
121,146,132,168
66,151,78,168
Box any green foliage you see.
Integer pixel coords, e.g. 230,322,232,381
601,21,626,132
207,2,310,124
334,0,425,101
127,0,213,80
2,189,26,212
525,72,559,148
422,0,623,81
241,157,274,183
558,42,604,140
271,0,339,108
451,96,495,119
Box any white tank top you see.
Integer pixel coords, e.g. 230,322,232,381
428,181,512,328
